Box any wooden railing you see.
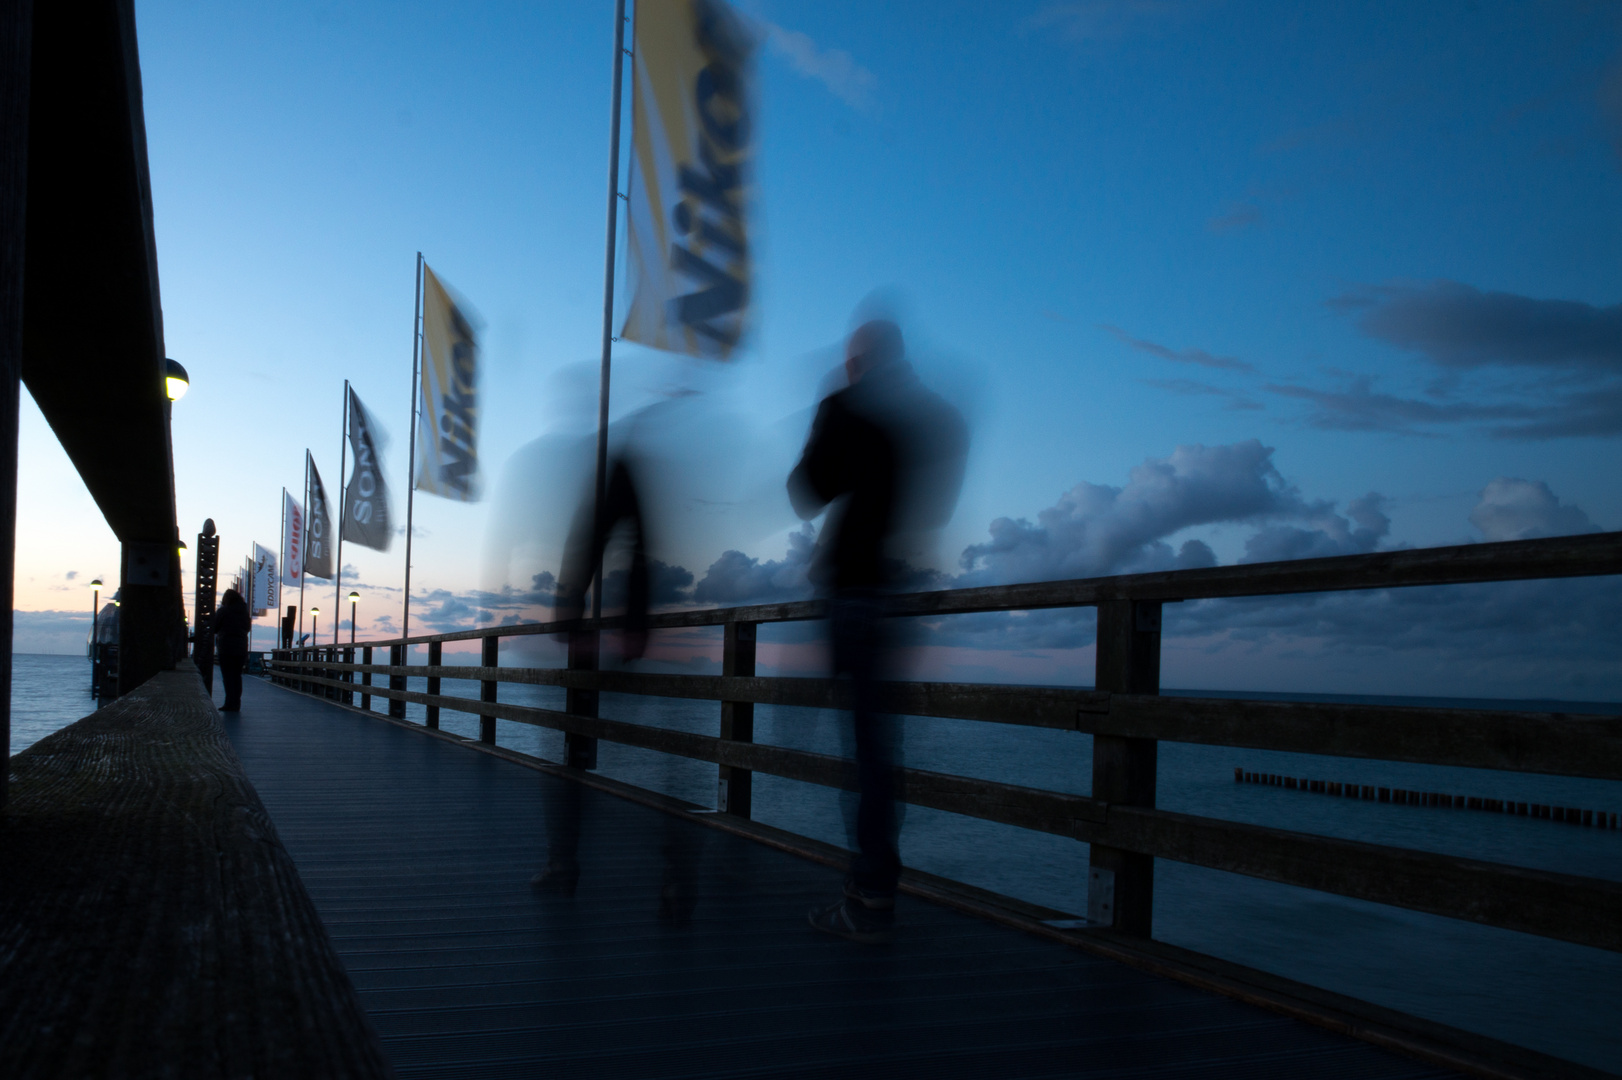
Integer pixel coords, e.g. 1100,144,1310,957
268,531,1622,954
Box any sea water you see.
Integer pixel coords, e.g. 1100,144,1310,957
10,653,1620,1070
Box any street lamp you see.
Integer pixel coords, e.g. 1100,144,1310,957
165,358,190,401
347,591,360,645
310,607,320,644
90,578,102,694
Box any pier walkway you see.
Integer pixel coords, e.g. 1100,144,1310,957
224,676,1457,1079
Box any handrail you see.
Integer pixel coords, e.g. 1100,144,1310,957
278,660,1622,780
342,531,1622,648
268,528,1622,965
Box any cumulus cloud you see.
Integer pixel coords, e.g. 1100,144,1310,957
1468,478,1600,542
693,524,817,605
763,23,877,110
959,440,1338,584
1101,325,1254,372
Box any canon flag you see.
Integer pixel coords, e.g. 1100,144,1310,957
343,387,392,550
306,455,336,580
620,0,755,360
252,543,278,615
283,491,304,587
417,265,481,501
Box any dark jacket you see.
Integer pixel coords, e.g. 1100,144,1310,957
209,595,251,659
788,362,967,592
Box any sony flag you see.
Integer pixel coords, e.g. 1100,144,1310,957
253,542,278,615
306,456,336,580
283,491,304,588
620,0,755,360
417,265,481,501
343,387,392,550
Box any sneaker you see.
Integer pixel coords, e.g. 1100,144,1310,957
843,878,896,911
808,900,894,945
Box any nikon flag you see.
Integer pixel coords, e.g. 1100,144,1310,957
620,0,755,360
305,454,335,580
417,265,481,501
343,387,392,550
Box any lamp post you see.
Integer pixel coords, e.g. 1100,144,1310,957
90,578,102,694
310,606,319,643
348,591,359,645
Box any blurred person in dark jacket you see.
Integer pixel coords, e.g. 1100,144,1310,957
209,589,251,712
789,318,968,944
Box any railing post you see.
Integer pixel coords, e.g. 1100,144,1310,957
564,631,598,769
718,620,755,816
343,647,354,706
388,643,406,718
360,645,372,711
425,640,441,729
1090,598,1161,937
479,636,498,744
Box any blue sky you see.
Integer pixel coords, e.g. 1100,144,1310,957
16,1,1621,697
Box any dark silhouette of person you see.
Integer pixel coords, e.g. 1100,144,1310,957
210,588,251,712
536,451,702,924
789,318,968,944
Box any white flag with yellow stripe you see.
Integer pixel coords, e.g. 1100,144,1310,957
620,0,755,360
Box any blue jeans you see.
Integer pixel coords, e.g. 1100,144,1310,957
829,591,901,895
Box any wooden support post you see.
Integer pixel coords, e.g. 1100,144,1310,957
388,643,406,718
118,541,178,696
478,636,497,744
360,645,372,711
564,631,598,769
425,640,441,729
1089,598,1162,937
0,0,22,808
718,621,755,817
342,646,354,705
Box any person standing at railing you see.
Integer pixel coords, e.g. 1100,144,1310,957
789,317,969,944
209,589,252,713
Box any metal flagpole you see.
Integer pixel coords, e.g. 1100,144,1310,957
334,380,349,643
591,0,629,623
403,252,424,641
279,487,287,649
298,452,309,644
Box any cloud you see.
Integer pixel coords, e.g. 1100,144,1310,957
1142,377,1263,411
693,524,817,605
64,570,78,581
1207,201,1263,234
958,440,1345,584
1101,325,1255,372
1263,375,1534,434
764,23,877,110
1241,493,1388,563
13,609,91,654
1028,0,1196,43
1331,280,1622,374
1468,478,1600,542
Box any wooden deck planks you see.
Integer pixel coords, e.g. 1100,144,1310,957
224,676,1461,1080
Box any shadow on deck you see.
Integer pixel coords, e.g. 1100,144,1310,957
223,676,1459,1080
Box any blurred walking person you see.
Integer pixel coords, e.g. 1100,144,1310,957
210,588,251,712
789,318,968,944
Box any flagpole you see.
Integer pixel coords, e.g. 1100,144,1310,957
403,252,424,642
335,380,349,644
298,452,309,645
591,0,629,623
279,487,287,649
